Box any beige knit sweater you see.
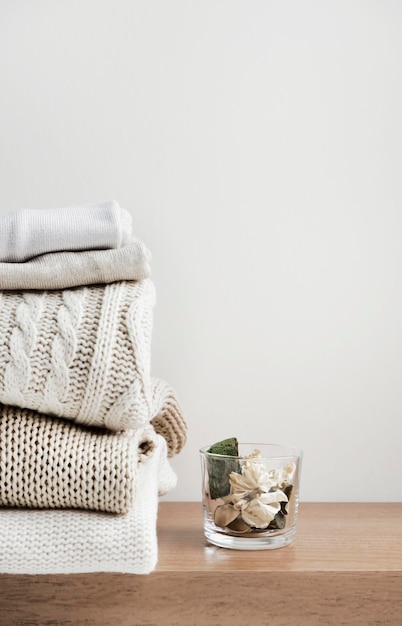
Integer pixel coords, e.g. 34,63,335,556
0,241,151,291
150,378,187,457
0,280,155,431
0,378,186,513
0,406,152,513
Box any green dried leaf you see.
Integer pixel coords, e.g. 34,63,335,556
268,511,287,530
207,437,240,499
280,484,293,515
208,437,239,456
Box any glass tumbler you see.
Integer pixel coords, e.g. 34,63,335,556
200,443,302,550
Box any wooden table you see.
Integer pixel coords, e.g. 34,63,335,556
0,502,401,625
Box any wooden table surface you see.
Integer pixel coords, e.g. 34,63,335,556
0,502,401,625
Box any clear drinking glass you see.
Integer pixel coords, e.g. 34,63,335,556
200,443,303,550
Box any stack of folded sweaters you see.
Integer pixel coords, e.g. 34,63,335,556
0,200,187,574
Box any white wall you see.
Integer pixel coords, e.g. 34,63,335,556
1,0,401,502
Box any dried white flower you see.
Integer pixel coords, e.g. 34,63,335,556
269,463,296,488
228,458,276,504
212,451,293,532
218,454,290,530
231,489,288,528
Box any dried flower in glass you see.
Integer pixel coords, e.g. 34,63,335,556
214,450,296,533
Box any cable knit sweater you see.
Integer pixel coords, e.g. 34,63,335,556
0,432,177,574
0,280,155,431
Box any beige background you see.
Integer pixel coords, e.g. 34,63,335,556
0,0,401,502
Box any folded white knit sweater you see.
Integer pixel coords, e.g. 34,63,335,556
0,432,176,574
0,241,151,290
0,200,132,262
0,280,155,430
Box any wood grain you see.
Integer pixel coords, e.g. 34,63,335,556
0,502,401,625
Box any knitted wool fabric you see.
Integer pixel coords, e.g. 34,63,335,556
150,378,187,457
0,241,151,291
0,280,154,431
0,434,177,574
0,200,132,262
0,407,156,513
0,379,186,512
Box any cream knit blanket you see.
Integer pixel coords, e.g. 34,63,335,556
0,432,176,574
0,241,151,291
0,200,132,262
0,280,155,431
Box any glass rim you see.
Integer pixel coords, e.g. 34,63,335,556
199,442,303,460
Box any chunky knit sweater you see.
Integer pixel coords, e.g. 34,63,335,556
0,432,176,574
0,380,186,513
0,407,154,513
0,280,155,431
